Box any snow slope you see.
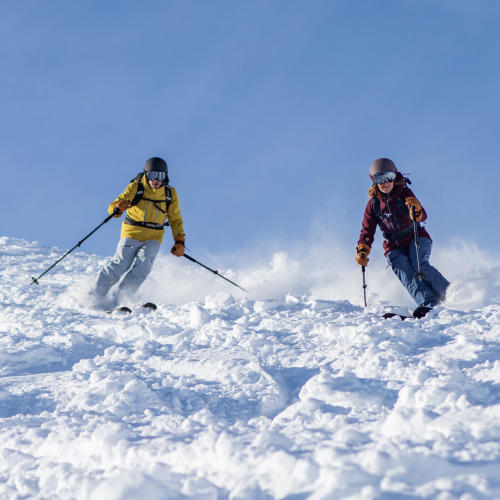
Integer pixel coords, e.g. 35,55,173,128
1,236,499,499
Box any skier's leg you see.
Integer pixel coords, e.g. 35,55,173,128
409,237,450,303
92,238,141,303
116,239,160,300
387,248,439,307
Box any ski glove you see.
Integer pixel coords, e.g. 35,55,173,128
405,196,423,222
171,235,185,257
113,199,131,217
356,244,370,266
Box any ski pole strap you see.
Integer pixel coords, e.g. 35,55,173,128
383,223,420,242
124,215,166,230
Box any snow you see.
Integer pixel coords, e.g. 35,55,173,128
0,235,499,499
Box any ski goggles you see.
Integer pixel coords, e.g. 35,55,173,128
146,170,166,181
372,171,396,184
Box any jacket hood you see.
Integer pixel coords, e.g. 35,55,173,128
394,171,407,185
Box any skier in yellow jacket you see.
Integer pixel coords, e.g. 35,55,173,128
90,157,185,308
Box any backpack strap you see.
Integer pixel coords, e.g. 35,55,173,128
139,185,171,213
129,181,172,210
372,194,419,242
130,180,145,207
124,216,165,230
372,193,408,225
371,197,383,226
383,224,420,241
395,195,407,214
126,181,172,228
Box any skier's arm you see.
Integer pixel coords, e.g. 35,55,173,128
107,182,139,216
358,199,377,249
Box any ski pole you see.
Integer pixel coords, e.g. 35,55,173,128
31,210,118,286
361,265,367,307
411,206,423,281
183,253,248,292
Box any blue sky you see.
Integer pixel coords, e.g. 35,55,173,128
1,0,499,262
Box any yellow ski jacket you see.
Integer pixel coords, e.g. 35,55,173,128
108,174,184,245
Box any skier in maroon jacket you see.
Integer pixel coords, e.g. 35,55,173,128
356,158,449,318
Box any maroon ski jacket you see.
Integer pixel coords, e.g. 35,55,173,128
358,175,431,256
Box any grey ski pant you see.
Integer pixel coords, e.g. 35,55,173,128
94,237,160,301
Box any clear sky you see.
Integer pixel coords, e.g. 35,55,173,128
1,0,499,262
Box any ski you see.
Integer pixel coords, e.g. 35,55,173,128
107,306,132,314
383,306,432,320
413,306,432,319
382,312,412,321
106,303,157,314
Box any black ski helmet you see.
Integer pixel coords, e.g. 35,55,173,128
369,158,397,180
144,157,168,174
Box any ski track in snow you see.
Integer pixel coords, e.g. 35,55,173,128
1,236,500,499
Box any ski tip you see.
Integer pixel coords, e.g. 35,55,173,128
382,312,412,320
412,306,432,319
106,306,132,314
382,306,433,320
105,304,157,314
117,306,133,313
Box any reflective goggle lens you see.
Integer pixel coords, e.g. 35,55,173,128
146,171,166,181
373,171,396,184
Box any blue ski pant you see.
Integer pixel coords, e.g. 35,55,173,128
387,237,449,308
94,237,160,302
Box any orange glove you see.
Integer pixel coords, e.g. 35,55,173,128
356,244,370,266
113,199,131,218
170,235,185,257
405,196,423,222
